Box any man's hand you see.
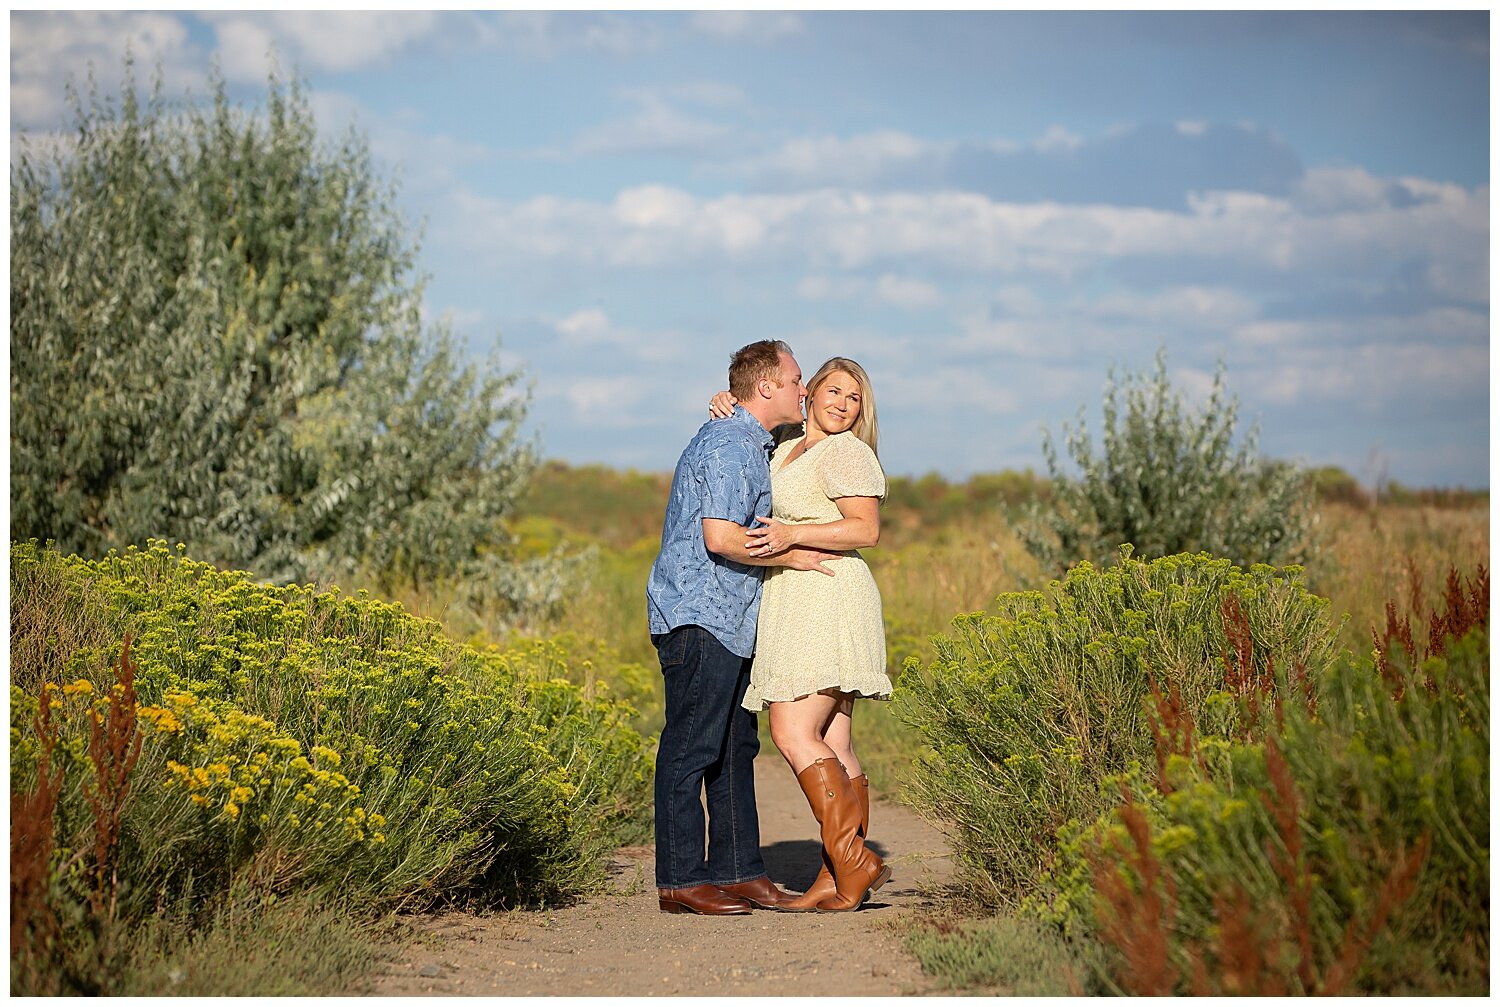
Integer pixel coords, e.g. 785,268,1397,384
784,546,838,577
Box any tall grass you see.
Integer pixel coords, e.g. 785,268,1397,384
476,464,1486,802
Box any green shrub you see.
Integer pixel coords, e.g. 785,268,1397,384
1071,621,1488,995
893,549,1340,913
1021,350,1314,572
10,539,654,993
903,913,1106,994
12,62,545,609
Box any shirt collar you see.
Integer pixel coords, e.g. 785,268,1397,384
731,404,775,450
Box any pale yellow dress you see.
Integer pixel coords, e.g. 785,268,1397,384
742,431,893,711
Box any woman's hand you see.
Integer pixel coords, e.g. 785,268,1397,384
708,390,737,419
746,516,798,555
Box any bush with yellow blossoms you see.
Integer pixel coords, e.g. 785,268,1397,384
10,538,655,928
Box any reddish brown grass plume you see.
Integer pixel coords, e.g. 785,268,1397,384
11,681,66,993
84,634,145,928
1372,562,1488,696
1089,790,1179,995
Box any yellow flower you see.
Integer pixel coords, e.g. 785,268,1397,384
61,680,94,697
311,745,342,767
224,802,241,819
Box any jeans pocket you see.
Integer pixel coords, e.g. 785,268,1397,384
655,626,691,669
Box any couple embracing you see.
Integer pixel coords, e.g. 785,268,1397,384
646,340,893,915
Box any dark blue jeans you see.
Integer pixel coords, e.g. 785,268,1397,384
653,625,767,889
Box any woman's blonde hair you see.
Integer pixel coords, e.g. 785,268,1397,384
806,357,879,456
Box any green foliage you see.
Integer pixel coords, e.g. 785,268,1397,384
1310,465,1370,507
9,538,654,979
1021,350,1314,572
1066,628,1488,994
117,893,390,996
892,549,1340,912
11,62,543,615
902,912,1106,995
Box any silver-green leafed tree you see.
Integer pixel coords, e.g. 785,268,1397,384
1020,349,1313,573
12,63,543,605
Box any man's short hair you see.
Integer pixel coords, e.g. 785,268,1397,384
728,340,793,400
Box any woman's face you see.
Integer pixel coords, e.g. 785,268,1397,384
807,370,862,435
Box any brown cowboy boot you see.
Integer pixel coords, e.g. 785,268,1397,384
780,772,869,912
716,874,797,910
657,883,754,915
795,760,889,913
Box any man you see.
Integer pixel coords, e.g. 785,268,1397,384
646,340,837,915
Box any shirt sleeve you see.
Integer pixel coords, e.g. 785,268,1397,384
820,434,887,500
698,433,762,523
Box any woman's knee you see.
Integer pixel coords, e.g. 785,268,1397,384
767,712,801,756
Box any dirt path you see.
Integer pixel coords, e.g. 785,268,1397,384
363,755,955,996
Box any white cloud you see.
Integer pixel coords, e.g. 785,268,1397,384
202,11,441,82
552,376,646,418
876,275,943,310
548,307,692,363
689,12,805,43
1232,307,1487,351
475,12,662,58
1254,340,1488,407
883,367,1022,416
539,81,751,160
1172,366,1219,404
794,274,942,310
570,97,734,158
797,275,863,302
11,11,200,126
730,130,941,188
556,308,612,341
1036,124,1084,152
618,81,748,111
441,182,1488,297
1089,287,1260,328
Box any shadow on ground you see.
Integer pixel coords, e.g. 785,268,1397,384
762,838,894,894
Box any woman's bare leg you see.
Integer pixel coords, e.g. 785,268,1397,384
822,694,863,779
768,693,840,774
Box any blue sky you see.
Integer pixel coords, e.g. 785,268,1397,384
11,11,1491,486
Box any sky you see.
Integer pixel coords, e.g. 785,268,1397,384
9,10,1492,487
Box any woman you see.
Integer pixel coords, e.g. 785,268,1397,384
708,356,892,912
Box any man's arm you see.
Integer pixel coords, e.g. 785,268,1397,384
746,496,879,553
702,518,837,576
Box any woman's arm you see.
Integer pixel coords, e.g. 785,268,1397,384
708,391,736,418
745,496,880,553
702,518,838,575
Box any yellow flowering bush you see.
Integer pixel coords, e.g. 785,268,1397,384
10,538,654,917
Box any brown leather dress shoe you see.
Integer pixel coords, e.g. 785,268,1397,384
657,884,754,915
716,875,796,910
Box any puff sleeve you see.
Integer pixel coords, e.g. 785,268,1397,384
819,433,886,500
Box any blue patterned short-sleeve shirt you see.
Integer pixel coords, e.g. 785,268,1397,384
646,406,774,658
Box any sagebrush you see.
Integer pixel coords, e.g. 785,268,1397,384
1021,350,1314,572
893,549,1340,912
9,539,654,994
